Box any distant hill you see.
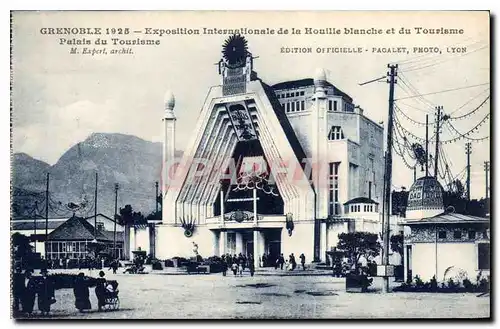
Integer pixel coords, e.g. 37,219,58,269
11,133,183,218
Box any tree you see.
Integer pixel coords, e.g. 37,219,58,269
390,232,404,264
336,232,381,270
145,210,161,223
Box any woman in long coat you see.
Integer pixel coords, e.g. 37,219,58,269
73,273,91,312
21,270,37,316
95,271,107,311
37,269,55,316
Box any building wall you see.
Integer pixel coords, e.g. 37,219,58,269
155,225,216,260
411,242,481,282
406,224,490,282
281,221,315,264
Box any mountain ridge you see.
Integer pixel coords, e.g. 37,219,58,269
12,132,182,219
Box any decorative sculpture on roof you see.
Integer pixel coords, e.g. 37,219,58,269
222,34,248,69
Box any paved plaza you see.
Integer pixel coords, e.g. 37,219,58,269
17,269,490,320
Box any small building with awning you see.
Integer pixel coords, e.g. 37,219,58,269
402,176,490,283
46,215,124,260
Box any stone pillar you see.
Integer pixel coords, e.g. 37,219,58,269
129,226,135,260
235,232,243,254
219,231,226,256
213,231,220,256
253,230,260,268
320,222,328,263
162,90,176,225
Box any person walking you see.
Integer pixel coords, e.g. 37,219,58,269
12,267,24,316
278,254,285,270
37,269,55,316
249,257,255,277
290,253,297,271
221,255,227,276
73,272,91,313
95,271,107,311
20,270,36,317
300,253,306,271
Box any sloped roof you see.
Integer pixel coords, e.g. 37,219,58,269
344,197,379,205
101,230,125,242
271,78,353,102
404,212,489,225
47,215,113,242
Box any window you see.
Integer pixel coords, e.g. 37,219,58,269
438,231,447,239
363,205,367,212
328,162,341,215
328,126,345,140
291,102,295,112
453,231,462,239
286,92,290,97
334,100,338,111
300,100,305,111
300,91,305,96
468,231,476,239
478,243,490,270
328,100,333,111
286,102,290,112
96,222,105,231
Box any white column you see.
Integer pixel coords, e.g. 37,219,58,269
320,222,328,262
213,231,220,256
129,226,135,260
236,232,243,254
219,231,227,256
253,188,258,225
220,187,225,225
253,230,260,268
162,91,176,224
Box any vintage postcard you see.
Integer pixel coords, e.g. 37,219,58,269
10,11,490,319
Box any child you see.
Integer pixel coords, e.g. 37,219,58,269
238,263,244,276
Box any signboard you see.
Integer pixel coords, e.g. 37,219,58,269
223,67,246,96
225,102,258,141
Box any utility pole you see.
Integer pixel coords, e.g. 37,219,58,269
45,173,49,260
484,161,490,199
434,106,442,178
34,201,38,254
382,64,397,293
465,143,472,200
425,114,429,177
94,172,98,237
153,181,159,258
155,181,159,214
114,183,119,259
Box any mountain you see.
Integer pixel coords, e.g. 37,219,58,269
12,133,183,219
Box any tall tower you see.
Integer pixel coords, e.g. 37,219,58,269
162,90,177,215
311,68,328,262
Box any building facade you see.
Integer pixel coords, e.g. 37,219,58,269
402,176,490,282
155,35,388,266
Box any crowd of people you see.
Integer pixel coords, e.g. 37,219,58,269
218,252,307,277
260,252,307,271
12,268,118,317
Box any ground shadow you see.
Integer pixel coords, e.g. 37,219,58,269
260,292,291,297
235,283,276,288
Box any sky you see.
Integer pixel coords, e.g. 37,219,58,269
11,11,490,199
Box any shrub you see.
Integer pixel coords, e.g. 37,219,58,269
478,277,490,293
446,278,460,292
463,278,474,291
429,276,438,292
414,275,425,288
152,260,163,270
